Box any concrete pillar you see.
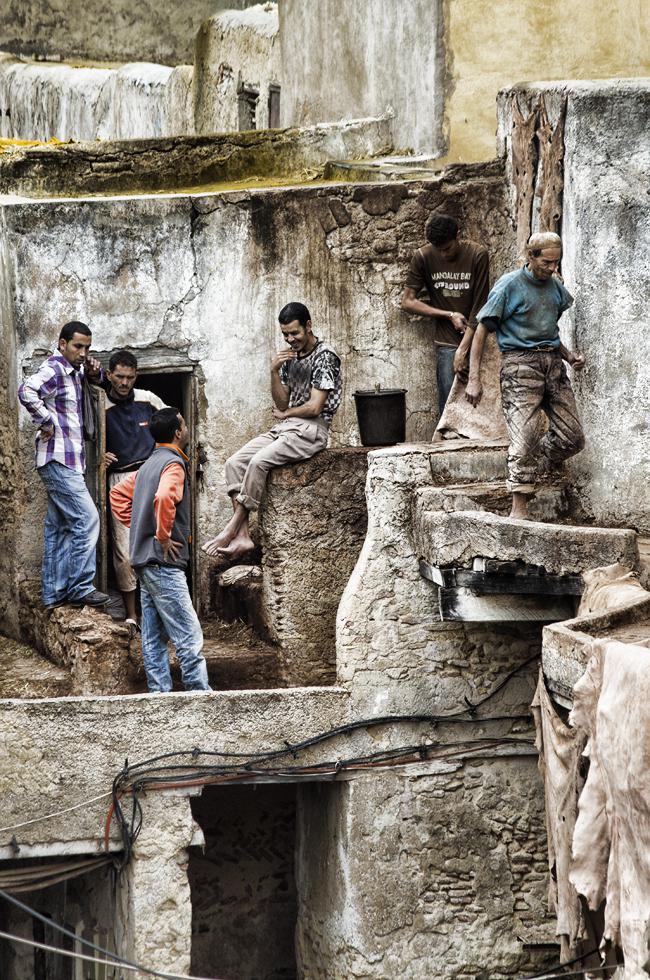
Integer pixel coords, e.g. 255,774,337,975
116,791,202,978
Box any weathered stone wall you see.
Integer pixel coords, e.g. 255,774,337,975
189,784,297,979
194,3,280,135
4,164,513,609
498,80,650,532
0,4,279,143
296,761,555,978
0,210,20,636
279,0,446,156
259,448,370,685
279,0,648,162
0,0,258,66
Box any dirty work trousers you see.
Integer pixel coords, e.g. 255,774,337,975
137,564,211,693
38,460,100,606
225,417,329,511
499,349,585,494
436,344,457,415
108,471,137,592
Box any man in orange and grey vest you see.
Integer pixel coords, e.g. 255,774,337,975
110,407,211,693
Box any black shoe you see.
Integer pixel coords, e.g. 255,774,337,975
71,589,110,608
43,599,68,610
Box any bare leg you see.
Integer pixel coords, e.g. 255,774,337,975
122,589,138,623
203,500,249,556
510,491,531,520
216,509,255,559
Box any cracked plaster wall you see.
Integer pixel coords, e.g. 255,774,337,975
498,80,650,533
4,166,513,601
279,0,446,156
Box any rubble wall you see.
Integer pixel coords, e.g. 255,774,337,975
0,0,258,66
4,166,514,599
498,80,650,532
296,762,554,978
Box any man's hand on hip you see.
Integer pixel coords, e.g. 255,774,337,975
160,538,183,562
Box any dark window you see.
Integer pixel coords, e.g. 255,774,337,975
238,85,259,131
268,84,281,129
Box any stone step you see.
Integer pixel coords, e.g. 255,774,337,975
169,621,285,691
414,508,639,578
0,636,72,699
413,479,571,525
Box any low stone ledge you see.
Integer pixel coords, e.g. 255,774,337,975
0,686,351,849
0,116,392,197
414,510,639,576
19,580,137,696
543,593,650,700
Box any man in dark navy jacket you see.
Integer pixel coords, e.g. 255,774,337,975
104,350,164,624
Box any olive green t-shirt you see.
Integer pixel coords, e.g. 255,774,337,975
405,240,490,346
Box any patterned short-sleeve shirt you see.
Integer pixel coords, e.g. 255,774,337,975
279,340,342,424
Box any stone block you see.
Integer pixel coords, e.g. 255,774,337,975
260,447,370,685
414,510,639,576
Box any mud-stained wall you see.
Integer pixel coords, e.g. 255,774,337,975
4,165,514,597
0,0,258,66
296,763,554,978
498,80,650,532
279,0,446,156
189,784,297,980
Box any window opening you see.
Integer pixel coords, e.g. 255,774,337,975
238,85,259,130
268,84,281,129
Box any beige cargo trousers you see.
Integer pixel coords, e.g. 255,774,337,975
225,417,329,511
500,349,585,494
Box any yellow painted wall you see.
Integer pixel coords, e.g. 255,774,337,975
445,0,650,162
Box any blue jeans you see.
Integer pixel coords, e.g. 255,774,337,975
37,461,100,606
137,565,211,693
437,344,457,415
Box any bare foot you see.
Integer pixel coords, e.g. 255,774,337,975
202,531,234,557
216,533,255,560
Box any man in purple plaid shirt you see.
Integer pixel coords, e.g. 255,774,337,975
18,321,110,610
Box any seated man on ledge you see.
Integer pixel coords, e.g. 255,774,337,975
465,231,585,520
203,302,342,560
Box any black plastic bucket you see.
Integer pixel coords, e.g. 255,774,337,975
353,388,407,446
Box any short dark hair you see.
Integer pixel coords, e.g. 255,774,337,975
278,302,311,327
59,321,91,342
149,407,182,443
424,214,458,247
108,349,138,372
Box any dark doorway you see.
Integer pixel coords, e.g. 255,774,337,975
189,784,297,980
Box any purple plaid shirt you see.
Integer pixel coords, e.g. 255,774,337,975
18,352,87,473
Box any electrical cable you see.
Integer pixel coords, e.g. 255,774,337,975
519,945,616,979
0,888,222,979
520,964,620,979
0,928,221,980
0,791,113,835
0,855,113,893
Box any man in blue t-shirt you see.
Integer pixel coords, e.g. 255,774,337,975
465,232,585,519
